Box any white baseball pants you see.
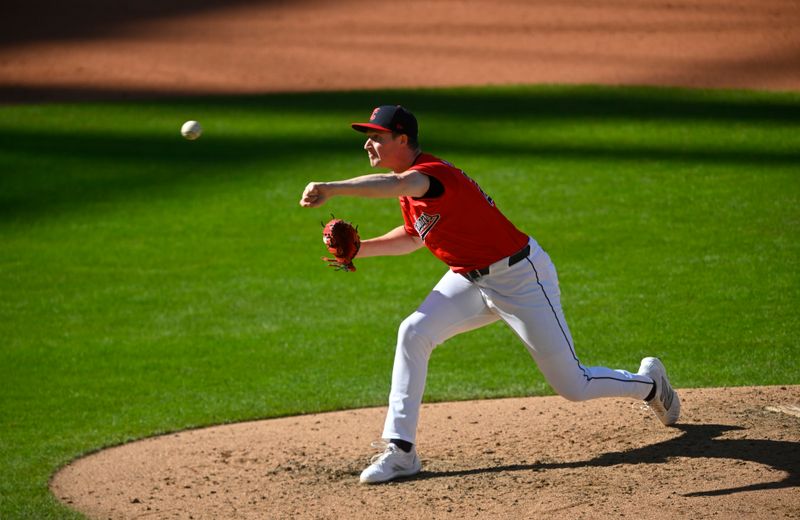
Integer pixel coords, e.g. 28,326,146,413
382,237,655,444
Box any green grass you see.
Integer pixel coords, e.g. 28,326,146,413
1,84,798,518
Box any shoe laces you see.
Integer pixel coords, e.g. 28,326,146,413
368,440,397,464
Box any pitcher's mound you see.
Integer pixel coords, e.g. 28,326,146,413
52,386,799,519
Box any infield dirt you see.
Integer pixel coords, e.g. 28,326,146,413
8,1,798,518
53,386,800,519
2,0,800,102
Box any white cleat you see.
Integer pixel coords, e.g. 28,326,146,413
359,441,422,484
639,357,681,426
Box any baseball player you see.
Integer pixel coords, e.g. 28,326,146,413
299,105,680,484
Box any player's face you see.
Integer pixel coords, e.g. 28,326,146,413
364,131,404,170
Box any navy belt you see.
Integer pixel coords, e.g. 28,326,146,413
462,244,531,282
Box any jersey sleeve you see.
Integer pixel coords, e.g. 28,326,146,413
412,161,461,199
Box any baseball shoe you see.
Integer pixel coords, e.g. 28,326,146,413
359,441,422,484
639,357,681,426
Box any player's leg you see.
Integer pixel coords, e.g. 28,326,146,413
481,246,655,402
361,270,499,484
382,269,499,444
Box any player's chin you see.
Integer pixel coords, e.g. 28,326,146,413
368,155,381,167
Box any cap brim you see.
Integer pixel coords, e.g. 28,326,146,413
351,123,393,133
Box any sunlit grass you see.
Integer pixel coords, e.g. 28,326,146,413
1,84,798,517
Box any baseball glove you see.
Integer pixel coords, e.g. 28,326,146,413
322,217,361,272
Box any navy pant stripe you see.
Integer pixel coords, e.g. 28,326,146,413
525,257,653,388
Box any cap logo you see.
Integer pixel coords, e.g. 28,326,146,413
369,108,380,122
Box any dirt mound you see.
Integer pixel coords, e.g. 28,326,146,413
52,386,800,519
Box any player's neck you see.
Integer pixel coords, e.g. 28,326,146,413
392,148,423,173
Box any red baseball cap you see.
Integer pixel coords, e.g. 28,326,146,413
351,105,418,140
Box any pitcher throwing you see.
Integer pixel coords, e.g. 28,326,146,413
299,105,680,484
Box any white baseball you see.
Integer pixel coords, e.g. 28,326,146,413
181,120,202,140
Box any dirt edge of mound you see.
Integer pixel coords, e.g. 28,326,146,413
52,386,800,519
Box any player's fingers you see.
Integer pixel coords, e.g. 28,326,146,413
300,190,328,208
322,257,350,270
299,183,318,206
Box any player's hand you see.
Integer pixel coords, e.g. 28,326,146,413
300,182,328,208
321,256,356,271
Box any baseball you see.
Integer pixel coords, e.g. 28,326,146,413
181,120,202,140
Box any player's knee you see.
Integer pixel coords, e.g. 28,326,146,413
397,313,436,351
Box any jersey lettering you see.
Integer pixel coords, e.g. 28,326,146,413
414,212,441,241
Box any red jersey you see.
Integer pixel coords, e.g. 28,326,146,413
399,153,529,273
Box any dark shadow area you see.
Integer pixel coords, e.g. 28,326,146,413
165,87,800,124
415,424,800,496
4,85,800,122
1,87,798,224
0,86,186,105
1,0,284,47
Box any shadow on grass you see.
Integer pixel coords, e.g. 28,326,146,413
149,86,800,124
1,86,798,223
414,424,800,496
